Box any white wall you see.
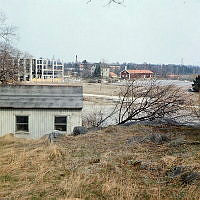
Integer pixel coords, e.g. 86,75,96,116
0,108,82,139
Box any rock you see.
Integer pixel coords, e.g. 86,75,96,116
139,162,152,170
127,133,170,145
146,133,170,144
166,166,200,184
127,160,142,166
181,172,200,184
48,130,64,142
126,136,147,144
73,126,88,136
122,118,181,127
169,138,186,147
167,166,185,178
127,160,159,171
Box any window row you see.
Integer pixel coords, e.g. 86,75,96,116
16,116,67,132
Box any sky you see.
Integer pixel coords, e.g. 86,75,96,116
1,0,200,65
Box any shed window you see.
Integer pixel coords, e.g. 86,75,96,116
16,116,29,132
54,116,67,131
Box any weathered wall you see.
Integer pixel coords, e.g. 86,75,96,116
0,108,82,139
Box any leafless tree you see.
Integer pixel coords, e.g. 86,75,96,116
0,43,22,84
0,12,24,85
85,80,191,128
82,110,104,127
0,12,17,43
115,80,191,125
87,0,124,5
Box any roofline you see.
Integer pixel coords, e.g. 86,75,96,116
0,84,82,88
0,107,83,110
121,70,153,74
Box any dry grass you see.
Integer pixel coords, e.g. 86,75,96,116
0,125,200,200
82,82,121,96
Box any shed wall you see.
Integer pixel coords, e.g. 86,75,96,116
0,108,82,139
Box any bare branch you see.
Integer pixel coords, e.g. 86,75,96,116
87,0,125,6
0,11,17,43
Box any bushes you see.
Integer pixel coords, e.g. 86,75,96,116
192,75,200,92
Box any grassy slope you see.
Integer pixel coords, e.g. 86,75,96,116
0,125,200,200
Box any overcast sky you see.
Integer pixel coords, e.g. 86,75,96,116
1,0,200,65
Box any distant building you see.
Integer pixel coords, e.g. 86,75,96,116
19,58,64,82
120,70,153,79
101,65,110,79
109,72,118,79
109,65,121,72
0,85,83,139
91,63,110,79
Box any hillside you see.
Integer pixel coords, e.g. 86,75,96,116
0,124,200,200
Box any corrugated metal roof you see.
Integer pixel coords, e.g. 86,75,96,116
0,85,83,109
126,70,153,74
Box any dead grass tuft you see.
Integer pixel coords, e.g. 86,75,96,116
0,125,200,199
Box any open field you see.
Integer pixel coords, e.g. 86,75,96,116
0,125,200,200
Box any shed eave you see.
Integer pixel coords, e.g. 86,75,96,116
0,107,83,110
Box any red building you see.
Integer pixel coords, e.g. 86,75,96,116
120,70,153,79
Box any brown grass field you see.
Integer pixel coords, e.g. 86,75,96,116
0,124,200,200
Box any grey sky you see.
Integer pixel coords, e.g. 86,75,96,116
1,0,200,64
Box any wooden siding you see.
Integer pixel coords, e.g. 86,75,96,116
0,108,82,138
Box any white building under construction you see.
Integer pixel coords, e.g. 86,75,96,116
19,58,64,82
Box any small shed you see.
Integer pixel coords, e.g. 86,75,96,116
0,85,83,138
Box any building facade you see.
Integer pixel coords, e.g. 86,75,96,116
120,70,153,79
101,66,110,79
19,58,64,82
91,63,110,79
0,85,82,139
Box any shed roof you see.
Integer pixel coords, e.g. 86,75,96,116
125,70,153,74
0,85,83,109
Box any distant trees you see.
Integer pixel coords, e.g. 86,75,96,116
93,64,101,78
124,63,200,77
0,43,22,84
192,75,200,92
82,60,92,78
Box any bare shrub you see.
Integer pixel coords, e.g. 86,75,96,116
115,80,191,125
0,43,22,84
88,80,192,126
82,110,104,128
0,12,22,85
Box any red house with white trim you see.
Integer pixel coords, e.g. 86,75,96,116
120,70,153,79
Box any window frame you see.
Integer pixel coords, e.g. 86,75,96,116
15,115,29,133
54,116,67,132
